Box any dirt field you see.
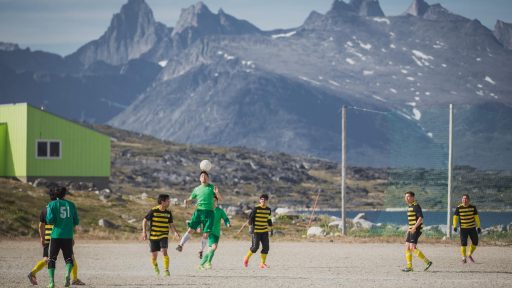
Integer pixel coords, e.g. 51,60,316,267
1,239,511,288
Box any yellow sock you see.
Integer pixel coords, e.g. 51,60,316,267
461,246,467,257
413,249,430,264
245,251,253,260
405,250,412,268
163,256,169,270
71,259,78,280
31,260,47,275
151,257,158,267
260,253,267,264
469,245,477,256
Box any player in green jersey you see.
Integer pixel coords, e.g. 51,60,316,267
198,196,230,269
46,186,79,288
176,171,222,252
28,187,85,286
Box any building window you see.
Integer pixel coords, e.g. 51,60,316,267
36,140,61,159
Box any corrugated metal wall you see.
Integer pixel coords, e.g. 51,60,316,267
0,103,27,177
26,105,110,177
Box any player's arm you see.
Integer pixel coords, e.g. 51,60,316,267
248,207,256,234
268,210,273,236
214,186,222,202
412,217,423,231
221,209,231,227
141,218,148,240
38,222,45,246
46,204,56,224
72,202,80,226
453,206,460,232
474,206,481,233
169,223,180,238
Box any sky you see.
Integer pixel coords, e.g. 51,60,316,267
0,0,511,56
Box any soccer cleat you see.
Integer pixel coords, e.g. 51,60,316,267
64,275,71,287
461,257,467,264
243,257,249,268
27,272,38,285
47,283,55,288
401,267,413,272
163,270,170,277
468,256,475,263
424,261,433,271
153,265,160,276
199,251,203,259
259,263,269,268
176,245,183,252
71,279,86,285
197,264,206,271
204,262,212,269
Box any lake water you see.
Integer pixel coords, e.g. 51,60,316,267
301,210,512,228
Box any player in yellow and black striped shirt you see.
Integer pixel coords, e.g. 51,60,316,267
453,194,481,263
402,191,432,272
243,194,273,268
142,194,180,277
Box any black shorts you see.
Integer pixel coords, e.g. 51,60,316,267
43,244,49,258
48,238,74,269
150,237,169,252
405,230,422,244
460,228,479,246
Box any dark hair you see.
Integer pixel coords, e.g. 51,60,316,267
462,194,470,200
49,185,67,199
404,191,415,197
158,194,170,204
200,171,209,177
259,194,269,200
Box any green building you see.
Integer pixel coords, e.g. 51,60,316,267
0,103,110,188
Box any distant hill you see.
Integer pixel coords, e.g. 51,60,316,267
1,0,512,169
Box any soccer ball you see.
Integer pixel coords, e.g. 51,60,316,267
200,160,212,172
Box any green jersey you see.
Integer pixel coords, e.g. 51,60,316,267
190,183,215,210
211,207,230,236
46,199,79,239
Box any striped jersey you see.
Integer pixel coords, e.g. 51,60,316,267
407,201,423,230
144,206,173,240
249,205,272,233
454,204,478,228
39,207,53,245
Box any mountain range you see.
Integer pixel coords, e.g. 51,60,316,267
1,0,511,169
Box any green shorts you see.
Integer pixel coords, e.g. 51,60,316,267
208,234,220,246
188,209,214,233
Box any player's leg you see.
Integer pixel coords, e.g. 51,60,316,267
70,255,85,285
460,229,469,263
47,239,60,288
259,232,270,268
150,240,161,275
244,233,260,267
178,211,201,251
161,238,170,276
467,228,478,262
402,233,413,272
205,235,219,268
28,245,49,285
199,230,207,259
411,232,432,271
62,239,74,287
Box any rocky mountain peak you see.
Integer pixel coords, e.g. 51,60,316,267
349,0,385,17
67,0,167,66
405,0,430,16
494,20,512,49
171,2,260,46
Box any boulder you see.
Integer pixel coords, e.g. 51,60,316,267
226,206,242,216
275,207,292,215
307,226,325,237
98,218,119,229
33,178,48,188
351,213,376,229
